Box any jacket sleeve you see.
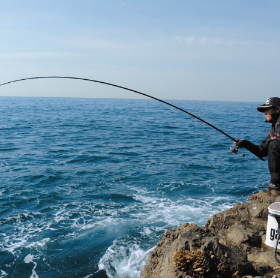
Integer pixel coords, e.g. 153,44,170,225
244,135,270,158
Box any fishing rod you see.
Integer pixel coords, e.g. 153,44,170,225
0,76,264,161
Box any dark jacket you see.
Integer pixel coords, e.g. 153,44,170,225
244,114,280,158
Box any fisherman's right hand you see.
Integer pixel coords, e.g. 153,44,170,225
234,139,249,148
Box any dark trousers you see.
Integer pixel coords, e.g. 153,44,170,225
268,139,280,184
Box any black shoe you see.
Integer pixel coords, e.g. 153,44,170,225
267,182,280,190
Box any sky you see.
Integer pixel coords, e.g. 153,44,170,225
0,0,280,101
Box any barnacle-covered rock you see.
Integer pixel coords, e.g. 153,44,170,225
250,193,261,201
231,271,241,278
173,250,210,277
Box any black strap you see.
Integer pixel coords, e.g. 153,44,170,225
273,215,280,263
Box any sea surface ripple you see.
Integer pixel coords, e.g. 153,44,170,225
0,97,269,278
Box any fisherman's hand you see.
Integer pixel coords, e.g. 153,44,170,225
235,139,250,148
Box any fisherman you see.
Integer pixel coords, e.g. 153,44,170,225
236,97,280,190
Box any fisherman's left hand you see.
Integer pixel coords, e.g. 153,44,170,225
234,139,249,148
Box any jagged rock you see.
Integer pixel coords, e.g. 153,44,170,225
140,190,280,278
252,262,273,276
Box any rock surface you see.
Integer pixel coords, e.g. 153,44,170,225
140,190,280,278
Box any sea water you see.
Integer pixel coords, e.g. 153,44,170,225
0,97,270,278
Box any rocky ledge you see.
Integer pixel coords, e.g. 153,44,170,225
140,190,280,278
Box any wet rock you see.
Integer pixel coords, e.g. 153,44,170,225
252,262,273,276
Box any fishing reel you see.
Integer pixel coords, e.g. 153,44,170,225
230,142,245,157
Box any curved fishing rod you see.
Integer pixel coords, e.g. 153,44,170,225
0,76,264,161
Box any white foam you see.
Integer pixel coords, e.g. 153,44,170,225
24,254,38,278
1,213,51,254
24,254,34,263
26,238,50,248
99,243,153,278
140,227,152,236
2,236,28,254
0,270,7,278
118,246,154,277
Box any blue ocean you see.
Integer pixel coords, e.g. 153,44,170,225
0,97,270,278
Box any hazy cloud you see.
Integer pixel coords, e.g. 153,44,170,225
186,37,195,44
213,39,221,45
199,37,207,45
70,38,126,50
176,36,254,46
0,52,82,59
227,39,250,46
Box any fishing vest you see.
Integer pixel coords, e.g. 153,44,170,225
268,114,280,139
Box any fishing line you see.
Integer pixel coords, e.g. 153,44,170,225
0,76,264,161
